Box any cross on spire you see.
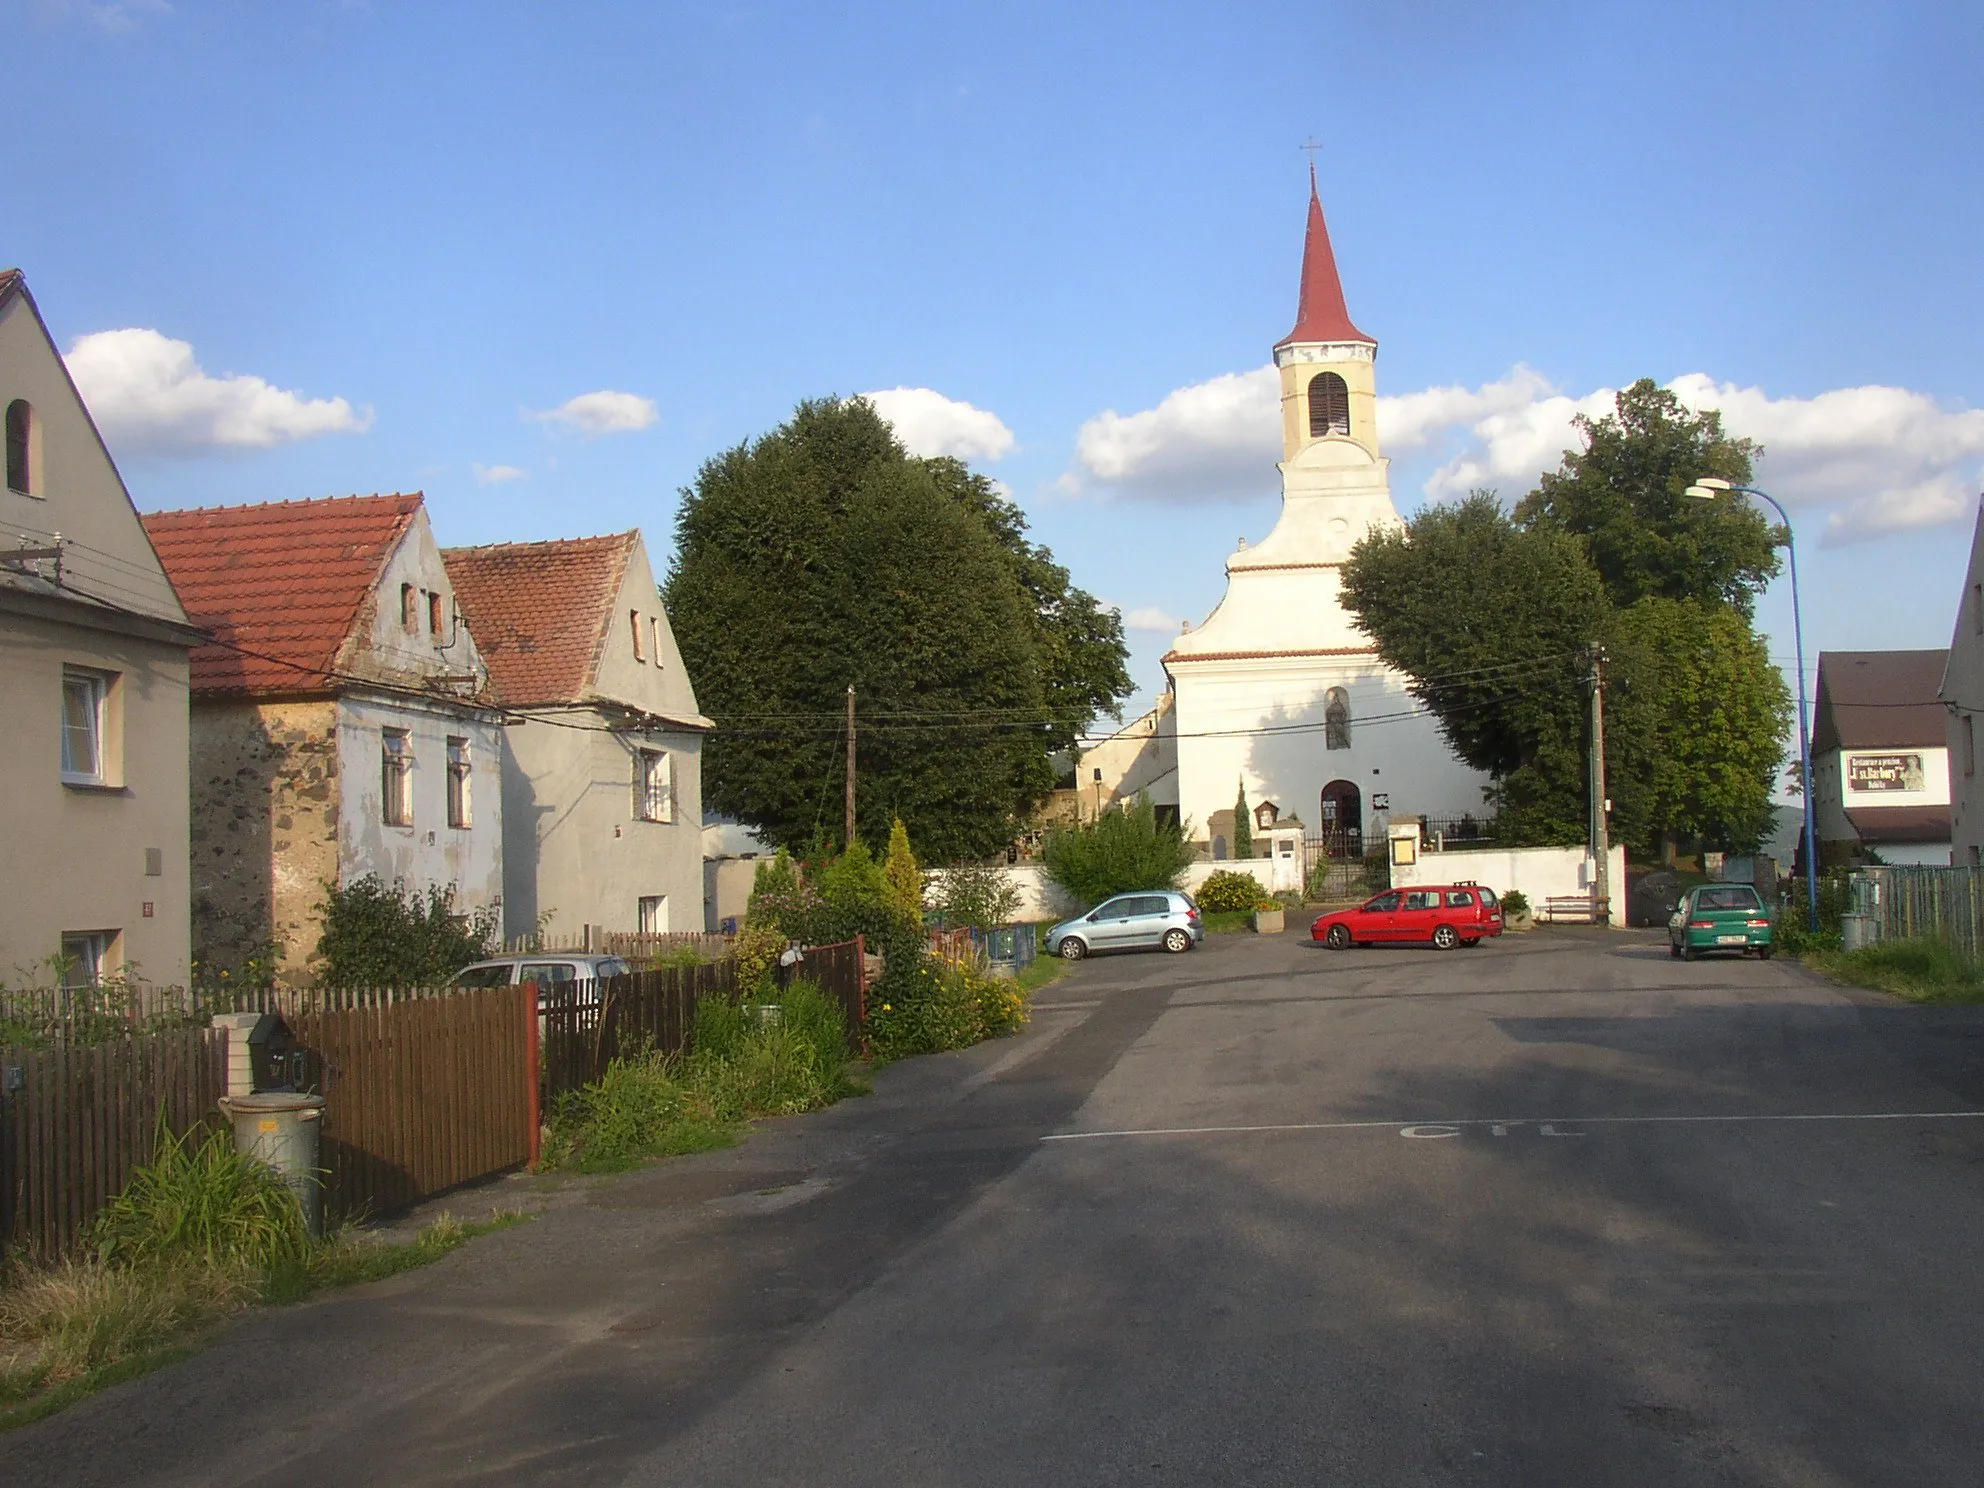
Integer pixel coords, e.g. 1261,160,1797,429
1300,137,1323,189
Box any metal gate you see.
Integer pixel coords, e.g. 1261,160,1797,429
1303,832,1385,904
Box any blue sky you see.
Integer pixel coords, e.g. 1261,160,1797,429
10,0,1983,723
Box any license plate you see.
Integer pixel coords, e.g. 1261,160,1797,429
1716,935,1746,945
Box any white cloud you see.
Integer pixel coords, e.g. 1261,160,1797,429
1068,359,1984,543
1116,605,1185,632
532,389,658,436
860,387,1015,462
1070,366,1281,502
65,328,371,454
473,463,528,485
36,0,171,33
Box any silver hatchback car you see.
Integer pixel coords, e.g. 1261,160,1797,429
1046,890,1203,960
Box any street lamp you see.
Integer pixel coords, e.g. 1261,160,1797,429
1684,476,1818,932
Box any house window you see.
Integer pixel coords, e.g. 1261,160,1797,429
649,616,662,667
60,930,115,987
428,591,444,639
446,736,472,827
1966,716,1977,779
630,610,646,662
635,748,672,822
60,669,107,784
6,399,36,495
1325,687,1351,750
1307,372,1350,438
638,895,668,934
400,584,418,633
381,728,414,826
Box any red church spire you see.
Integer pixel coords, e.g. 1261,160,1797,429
1275,167,1374,348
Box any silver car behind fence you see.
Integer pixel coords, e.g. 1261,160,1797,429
1046,891,1204,960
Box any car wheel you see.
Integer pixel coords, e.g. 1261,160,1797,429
1058,937,1087,961
1326,924,1352,950
1432,924,1459,951
1682,941,1698,962
1756,945,1774,960
1162,928,1192,954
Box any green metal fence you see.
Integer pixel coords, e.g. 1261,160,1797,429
1863,866,1984,960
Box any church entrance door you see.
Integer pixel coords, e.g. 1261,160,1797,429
1319,780,1363,858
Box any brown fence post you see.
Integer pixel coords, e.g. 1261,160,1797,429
522,983,541,1171
854,932,868,1029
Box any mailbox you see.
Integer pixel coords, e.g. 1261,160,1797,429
246,1013,306,1093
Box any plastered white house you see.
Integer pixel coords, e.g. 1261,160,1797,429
1083,178,1489,855
144,494,504,981
1810,648,1951,867
0,268,202,986
444,532,710,942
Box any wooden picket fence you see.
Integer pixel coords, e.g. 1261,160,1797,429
289,983,533,1223
0,1027,228,1259
1861,865,1984,961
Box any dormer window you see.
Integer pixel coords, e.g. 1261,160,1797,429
630,610,645,662
400,583,418,633
1307,373,1350,438
6,399,37,496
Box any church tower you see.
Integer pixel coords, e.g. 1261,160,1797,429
1274,170,1381,465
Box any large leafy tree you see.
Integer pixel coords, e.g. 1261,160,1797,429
1339,494,1604,842
666,398,1126,860
1514,378,1781,615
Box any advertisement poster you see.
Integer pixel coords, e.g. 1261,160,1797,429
1846,753,1926,793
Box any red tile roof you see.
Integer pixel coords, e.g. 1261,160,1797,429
441,533,636,705
1275,171,1374,349
0,269,22,308
141,494,423,696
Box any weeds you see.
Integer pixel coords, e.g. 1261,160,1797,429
1804,937,1984,1004
91,1119,312,1272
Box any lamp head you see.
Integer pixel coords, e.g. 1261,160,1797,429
1684,485,1720,500
1693,476,1733,491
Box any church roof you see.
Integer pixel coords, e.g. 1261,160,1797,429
1274,172,1374,349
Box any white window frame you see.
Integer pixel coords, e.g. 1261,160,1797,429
638,895,668,934
446,735,472,828
60,930,115,987
60,669,108,786
382,728,414,827
635,748,673,823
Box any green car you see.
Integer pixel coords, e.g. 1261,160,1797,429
1668,883,1774,960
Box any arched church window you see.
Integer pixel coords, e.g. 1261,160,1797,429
1325,687,1351,750
1308,373,1350,438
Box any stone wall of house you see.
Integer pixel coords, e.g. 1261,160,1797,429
189,699,341,982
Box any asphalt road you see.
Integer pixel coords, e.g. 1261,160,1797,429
10,928,1984,1486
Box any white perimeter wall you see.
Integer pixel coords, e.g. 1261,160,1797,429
1392,844,1628,926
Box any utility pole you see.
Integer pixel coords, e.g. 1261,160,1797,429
844,684,857,851
1589,645,1610,924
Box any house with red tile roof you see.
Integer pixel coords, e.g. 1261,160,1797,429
2,269,203,986
444,530,711,940
143,493,505,980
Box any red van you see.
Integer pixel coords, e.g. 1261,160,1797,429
1311,884,1504,950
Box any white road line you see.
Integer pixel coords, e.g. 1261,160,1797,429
1038,1110,1984,1142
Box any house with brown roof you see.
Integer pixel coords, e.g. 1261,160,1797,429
1,269,203,986
1811,649,1952,866
443,531,710,941
143,493,504,981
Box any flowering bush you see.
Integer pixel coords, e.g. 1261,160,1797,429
865,953,1029,1061
1196,869,1272,914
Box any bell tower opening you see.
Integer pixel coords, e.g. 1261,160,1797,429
1308,373,1350,438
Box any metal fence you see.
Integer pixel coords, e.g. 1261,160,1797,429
1857,865,1984,960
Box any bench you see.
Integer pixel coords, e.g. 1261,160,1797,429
1538,895,1611,924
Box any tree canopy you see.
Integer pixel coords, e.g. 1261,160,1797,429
666,398,1131,860
1341,382,1792,853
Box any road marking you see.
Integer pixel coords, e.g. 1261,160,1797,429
1038,1111,1984,1142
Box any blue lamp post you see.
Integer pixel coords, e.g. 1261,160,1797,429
1685,477,1818,932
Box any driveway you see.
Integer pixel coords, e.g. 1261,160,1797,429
10,928,1984,1486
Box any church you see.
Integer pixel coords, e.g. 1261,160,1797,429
1081,178,1490,862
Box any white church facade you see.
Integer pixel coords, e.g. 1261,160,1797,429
1083,179,1490,859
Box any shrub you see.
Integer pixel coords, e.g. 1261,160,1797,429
929,859,1021,930
865,954,1028,1061
883,818,924,920
542,1050,719,1173
91,1120,312,1273
1041,791,1196,907
817,839,890,913
1500,889,1530,918
731,924,787,993
1197,870,1270,914
314,876,496,988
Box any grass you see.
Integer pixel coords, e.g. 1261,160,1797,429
1015,954,1068,996
1802,937,1984,1004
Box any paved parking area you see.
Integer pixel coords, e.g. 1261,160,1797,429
12,928,1984,1486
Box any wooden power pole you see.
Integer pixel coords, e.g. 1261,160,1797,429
844,684,857,850
1589,645,1610,923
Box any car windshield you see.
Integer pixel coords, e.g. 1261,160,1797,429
453,964,516,988
1697,886,1762,912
